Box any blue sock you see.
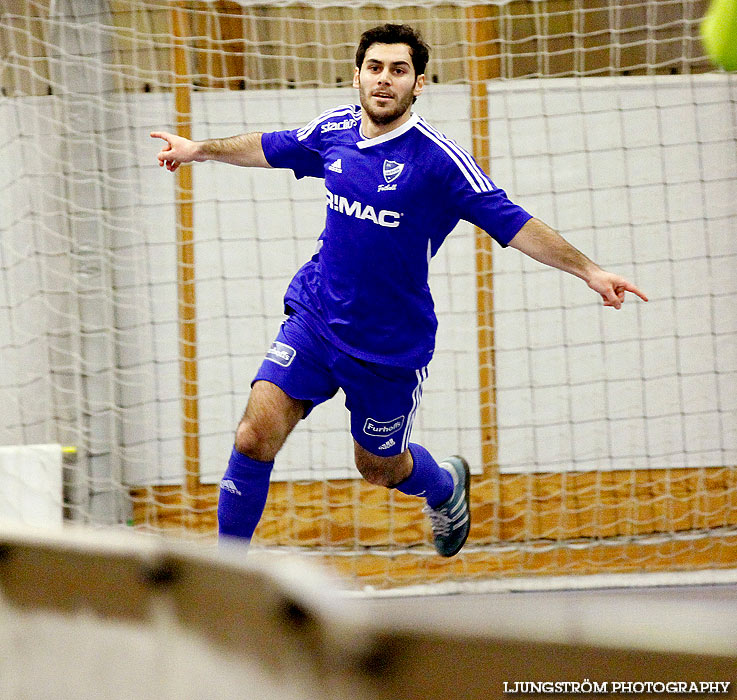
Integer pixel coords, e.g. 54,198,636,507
217,447,274,542
395,443,454,508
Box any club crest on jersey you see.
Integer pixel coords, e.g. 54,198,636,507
265,340,296,367
382,160,404,183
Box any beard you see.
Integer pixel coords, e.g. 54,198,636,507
358,82,416,126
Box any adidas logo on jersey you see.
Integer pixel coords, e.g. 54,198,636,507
378,438,396,450
328,159,342,173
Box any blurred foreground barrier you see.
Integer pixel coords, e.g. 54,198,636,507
0,526,735,699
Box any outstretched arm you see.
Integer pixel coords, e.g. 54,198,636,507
508,217,648,309
150,131,271,172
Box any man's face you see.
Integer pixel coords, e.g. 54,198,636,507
353,43,425,126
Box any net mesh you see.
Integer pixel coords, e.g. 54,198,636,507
1,0,736,589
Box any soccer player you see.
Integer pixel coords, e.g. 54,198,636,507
151,24,647,558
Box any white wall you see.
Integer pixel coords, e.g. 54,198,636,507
0,445,63,527
0,97,74,447
490,75,737,472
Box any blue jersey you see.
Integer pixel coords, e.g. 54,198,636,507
261,105,532,368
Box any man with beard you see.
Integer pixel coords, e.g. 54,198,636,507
151,24,647,557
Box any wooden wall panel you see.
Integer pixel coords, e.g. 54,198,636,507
130,466,737,586
2,2,713,97
130,467,737,546
107,2,170,92
0,1,52,96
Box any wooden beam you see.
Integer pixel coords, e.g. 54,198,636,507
465,4,502,539
172,2,200,517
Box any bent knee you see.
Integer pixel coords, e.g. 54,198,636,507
356,463,397,488
354,446,412,488
234,420,280,462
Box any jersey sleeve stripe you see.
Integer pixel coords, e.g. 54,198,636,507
420,120,494,192
296,105,354,139
419,119,494,191
296,105,359,141
416,121,487,193
416,119,493,193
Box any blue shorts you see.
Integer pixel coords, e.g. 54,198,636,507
252,311,428,457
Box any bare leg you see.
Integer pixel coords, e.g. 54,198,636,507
353,440,413,487
218,380,307,541
234,380,307,460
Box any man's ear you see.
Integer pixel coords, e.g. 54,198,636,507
352,66,360,89
413,73,425,98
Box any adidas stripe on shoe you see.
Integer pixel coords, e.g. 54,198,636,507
423,455,471,557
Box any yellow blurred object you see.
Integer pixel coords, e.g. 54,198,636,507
701,0,737,70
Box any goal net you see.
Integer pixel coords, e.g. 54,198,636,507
1,0,736,590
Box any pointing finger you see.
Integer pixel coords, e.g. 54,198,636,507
623,281,648,302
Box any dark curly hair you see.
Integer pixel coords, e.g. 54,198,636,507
355,24,430,77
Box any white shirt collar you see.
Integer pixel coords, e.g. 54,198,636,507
356,113,419,149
